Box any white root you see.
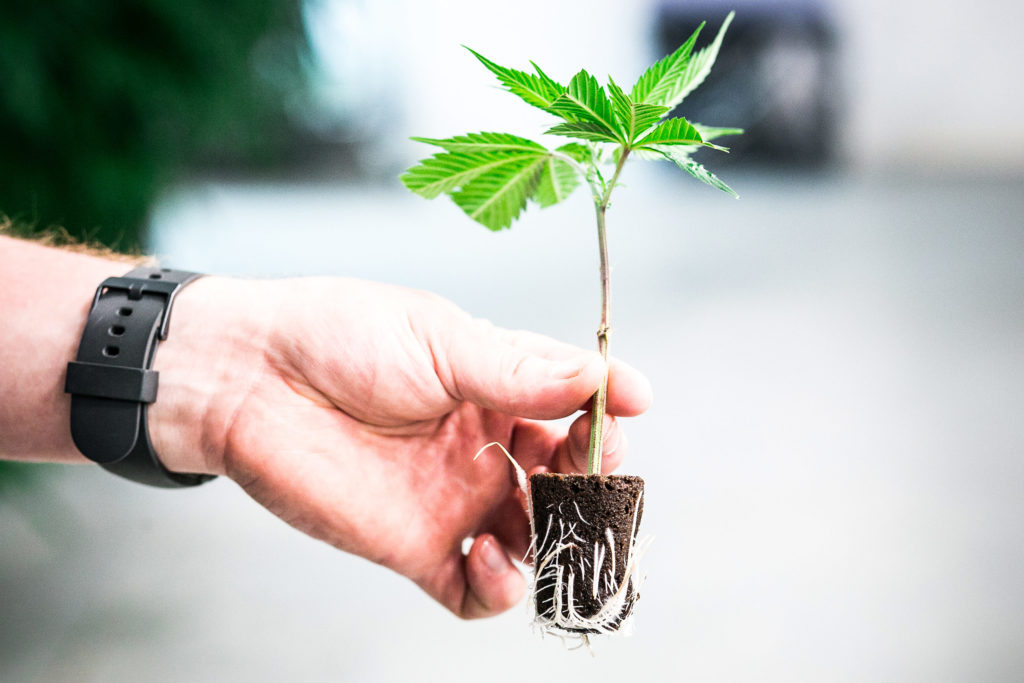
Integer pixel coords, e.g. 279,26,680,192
574,500,591,526
474,441,528,496
530,491,650,643
474,442,651,650
474,441,538,565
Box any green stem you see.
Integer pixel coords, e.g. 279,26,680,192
586,148,629,475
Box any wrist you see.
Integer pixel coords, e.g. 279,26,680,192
148,276,278,477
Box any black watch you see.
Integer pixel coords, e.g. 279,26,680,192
64,266,217,488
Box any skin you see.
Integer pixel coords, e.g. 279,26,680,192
0,235,652,619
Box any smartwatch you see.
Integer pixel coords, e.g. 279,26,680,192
64,266,216,488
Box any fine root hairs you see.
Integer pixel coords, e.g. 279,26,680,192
474,442,650,651
531,490,650,647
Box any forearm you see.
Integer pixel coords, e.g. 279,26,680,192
0,236,132,463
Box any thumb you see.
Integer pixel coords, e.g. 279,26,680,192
437,319,605,419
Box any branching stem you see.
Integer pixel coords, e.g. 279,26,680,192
586,148,630,475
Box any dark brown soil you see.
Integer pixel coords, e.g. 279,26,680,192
529,473,645,632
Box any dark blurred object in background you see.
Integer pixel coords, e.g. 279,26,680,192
655,1,839,168
0,0,310,248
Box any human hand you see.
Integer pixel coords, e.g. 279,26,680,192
149,276,652,618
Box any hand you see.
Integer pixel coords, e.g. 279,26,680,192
149,276,652,618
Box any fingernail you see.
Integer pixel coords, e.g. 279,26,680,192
480,537,509,575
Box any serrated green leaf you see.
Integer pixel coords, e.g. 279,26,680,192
630,21,704,107
554,142,592,164
634,123,741,157
545,121,622,143
464,47,565,110
692,123,744,144
661,11,735,110
411,132,547,154
607,76,669,144
606,77,632,127
635,117,704,147
534,156,581,207
654,145,738,198
545,70,624,143
632,105,669,135
530,61,564,100
452,156,547,230
400,150,544,199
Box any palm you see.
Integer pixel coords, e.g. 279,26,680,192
215,278,648,617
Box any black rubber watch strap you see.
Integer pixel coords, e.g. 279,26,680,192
66,266,215,488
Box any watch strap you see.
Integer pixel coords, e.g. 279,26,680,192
65,266,215,488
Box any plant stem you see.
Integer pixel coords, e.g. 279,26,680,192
586,149,629,475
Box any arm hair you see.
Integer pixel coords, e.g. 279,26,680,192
0,216,150,266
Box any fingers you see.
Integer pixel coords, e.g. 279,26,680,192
482,465,550,565
438,319,606,420
556,412,627,474
436,319,652,420
505,412,628,478
606,358,653,416
487,494,532,561
459,535,526,619
499,329,653,417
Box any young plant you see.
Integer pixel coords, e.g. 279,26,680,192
403,13,740,640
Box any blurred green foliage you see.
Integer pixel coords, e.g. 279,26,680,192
0,1,309,490
0,461,38,497
0,0,309,249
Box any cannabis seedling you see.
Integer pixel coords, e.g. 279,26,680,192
403,13,740,640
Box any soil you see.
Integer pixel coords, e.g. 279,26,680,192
529,473,645,632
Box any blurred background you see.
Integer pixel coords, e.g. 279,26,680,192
2,0,1022,680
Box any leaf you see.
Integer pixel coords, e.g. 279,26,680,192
534,155,581,207
654,145,738,198
545,121,622,144
545,70,624,143
635,123,741,157
635,117,704,147
464,47,565,110
554,142,592,164
660,11,735,110
692,123,744,144
452,156,547,230
628,147,665,161
630,21,705,107
410,132,547,154
606,77,669,144
400,150,544,199
530,61,564,100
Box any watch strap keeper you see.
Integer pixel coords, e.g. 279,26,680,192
64,362,159,404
